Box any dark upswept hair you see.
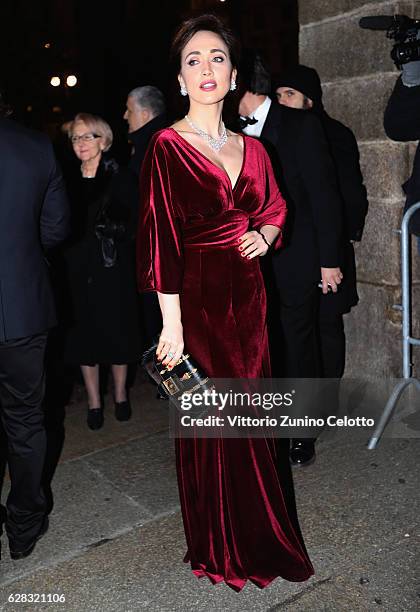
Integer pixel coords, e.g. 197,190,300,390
169,13,240,72
239,49,271,95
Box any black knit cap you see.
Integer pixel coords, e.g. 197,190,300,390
275,65,323,106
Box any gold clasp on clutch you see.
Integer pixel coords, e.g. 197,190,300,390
162,377,180,395
160,354,189,375
181,368,197,381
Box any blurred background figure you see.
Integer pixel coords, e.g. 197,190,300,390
123,86,167,377
384,56,420,239
124,86,168,176
63,113,140,430
0,89,69,560
275,65,369,380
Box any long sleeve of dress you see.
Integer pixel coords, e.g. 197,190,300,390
136,134,184,293
250,143,287,249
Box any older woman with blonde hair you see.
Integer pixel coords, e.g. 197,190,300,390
63,113,140,430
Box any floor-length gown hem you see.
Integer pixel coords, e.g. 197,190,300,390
188,559,314,592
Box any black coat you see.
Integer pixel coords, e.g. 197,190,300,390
63,158,140,365
384,76,420,235
317,111,368,315
259,103,345,307
321,114,368,243
128,114,168,348
128,114,168,176
0,118,69,342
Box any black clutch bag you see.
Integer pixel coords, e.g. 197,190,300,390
95,217,126,268
141,343,214,409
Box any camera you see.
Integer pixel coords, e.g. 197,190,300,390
359,15,420,68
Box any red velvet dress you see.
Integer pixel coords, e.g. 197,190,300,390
137,128,314,591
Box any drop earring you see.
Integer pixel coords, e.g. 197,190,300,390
230,79,237,91
180,85,188,96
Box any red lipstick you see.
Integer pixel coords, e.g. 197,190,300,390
200,80,217,91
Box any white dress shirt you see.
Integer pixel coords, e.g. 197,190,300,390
241,96,272,138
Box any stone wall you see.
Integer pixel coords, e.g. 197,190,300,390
299,0,420,377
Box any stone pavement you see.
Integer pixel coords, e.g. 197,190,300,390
0,377,419,611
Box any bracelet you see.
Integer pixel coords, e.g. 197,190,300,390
257,229,272,249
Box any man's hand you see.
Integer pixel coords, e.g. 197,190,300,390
320,267,343,294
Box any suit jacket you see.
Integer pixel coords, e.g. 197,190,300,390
0,118,69,341
384,76,420,235
258,103,344,306
321,114,368,242
317,112,369,315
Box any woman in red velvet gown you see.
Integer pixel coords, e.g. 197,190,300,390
137,14,314,591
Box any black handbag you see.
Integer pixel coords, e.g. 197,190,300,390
94,217,125,267
141,343,214,409
94,172,127,268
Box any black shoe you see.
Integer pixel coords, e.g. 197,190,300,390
9,515,49,560
290,439,316,467
115,400,131,421
87,406,104,430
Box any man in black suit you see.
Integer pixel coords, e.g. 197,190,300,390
0,94,69,560
238,54,344,465
275,65,369,381
124,86,167,356
124,85,167,177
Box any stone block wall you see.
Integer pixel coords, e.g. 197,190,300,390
299,0,420,377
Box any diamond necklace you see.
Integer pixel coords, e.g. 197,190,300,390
185,114,227,153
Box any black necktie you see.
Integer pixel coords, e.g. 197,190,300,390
238,116,258,129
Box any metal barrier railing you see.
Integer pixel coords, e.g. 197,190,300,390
368,201,420,449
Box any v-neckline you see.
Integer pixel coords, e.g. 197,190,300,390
169,127,246,192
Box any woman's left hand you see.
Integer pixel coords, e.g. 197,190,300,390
238,231,269,259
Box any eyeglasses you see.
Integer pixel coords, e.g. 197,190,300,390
70,133,100,144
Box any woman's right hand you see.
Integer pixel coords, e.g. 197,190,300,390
156,322,184,368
